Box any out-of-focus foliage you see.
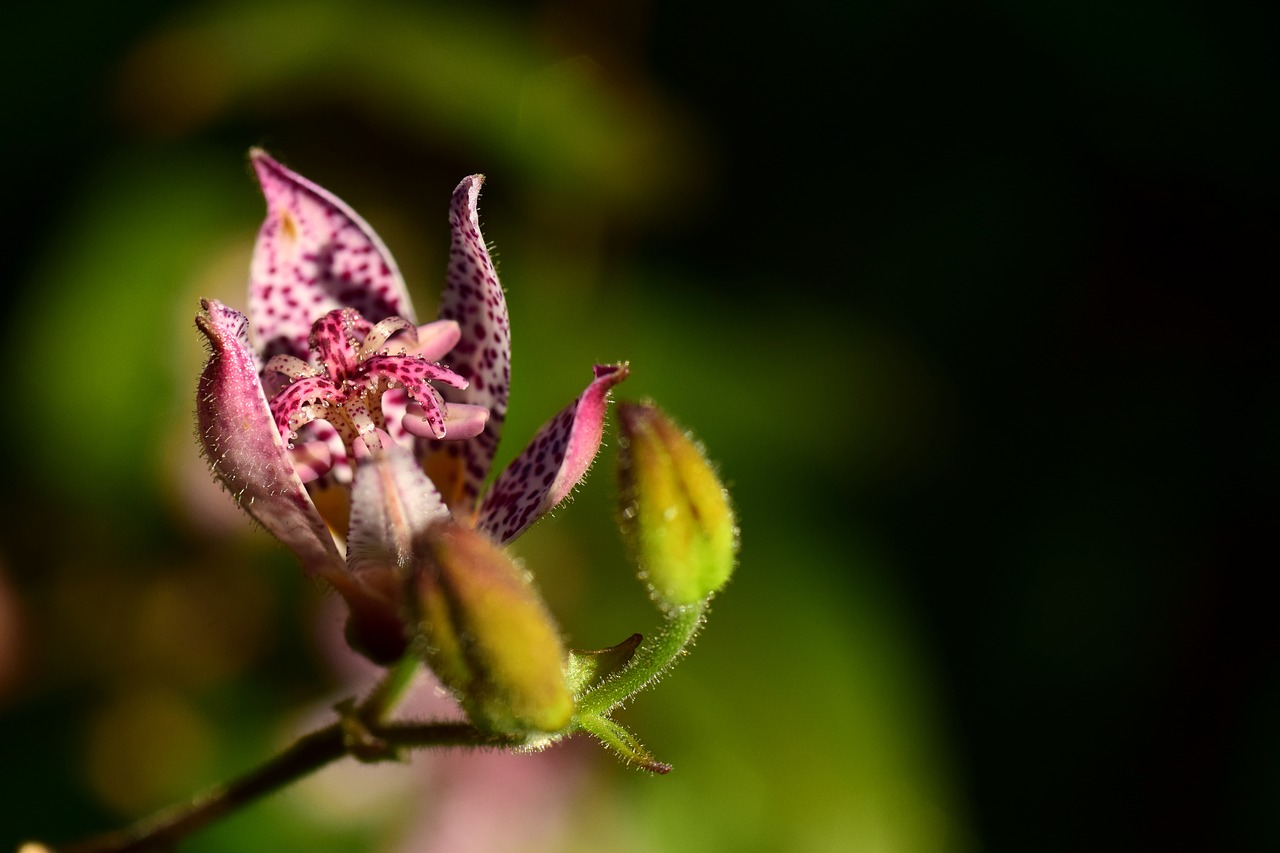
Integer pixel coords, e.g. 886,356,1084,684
2,0,1274,850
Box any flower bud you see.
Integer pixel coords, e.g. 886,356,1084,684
617,402,737,607
411,521,574,735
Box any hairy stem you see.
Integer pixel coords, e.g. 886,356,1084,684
575,601,706,717
380,722,524,750
53,716,506,853
358,654,421,721
60,723,346,853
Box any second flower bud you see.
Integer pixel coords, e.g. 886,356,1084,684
411,521,574,736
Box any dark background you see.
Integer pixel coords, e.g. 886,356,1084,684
2,0,1275,850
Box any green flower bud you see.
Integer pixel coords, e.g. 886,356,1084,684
617,402,738,608
411,521,574,736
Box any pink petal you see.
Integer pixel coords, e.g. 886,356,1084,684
195,299,346,584
404,402,490,440
248,150,417,361
477,364,629,545
423,175,511,510
408,319,462,362
287,439,333,484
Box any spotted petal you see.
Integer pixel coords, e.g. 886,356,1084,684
248,150,416,362
423,175,511,513
195,299,346,586
478,364,629,545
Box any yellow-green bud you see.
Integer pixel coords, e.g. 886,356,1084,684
617,402,738,608
411,521,574,735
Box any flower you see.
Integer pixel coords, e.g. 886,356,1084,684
197,151,628,667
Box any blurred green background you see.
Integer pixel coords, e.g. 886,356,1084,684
1,0,1274,850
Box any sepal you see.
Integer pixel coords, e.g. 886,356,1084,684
576,714,672,774
565,633,643,697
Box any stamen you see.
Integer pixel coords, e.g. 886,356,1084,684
271,375,340,442
408,319,462,362
269,307,480,457
265,354,318,380
309,308,363,380
362,316,418,356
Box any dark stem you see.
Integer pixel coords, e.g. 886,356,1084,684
61,722,346,853
53,718,516,853
380,722,524,750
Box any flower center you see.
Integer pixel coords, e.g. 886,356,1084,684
267,308,468,460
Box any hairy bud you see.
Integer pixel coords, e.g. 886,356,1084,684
617,402,738,607
411,521,573,735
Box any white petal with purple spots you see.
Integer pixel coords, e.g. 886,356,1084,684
424,175,512,510
478,364,629,545
248,150,417,362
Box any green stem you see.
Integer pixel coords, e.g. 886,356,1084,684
575,601,706,717
358,654,421,722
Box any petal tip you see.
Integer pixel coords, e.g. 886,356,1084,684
195,299,247,348
248,149,305,208
248,148,282,185
452,174,486,214
593,362,631,384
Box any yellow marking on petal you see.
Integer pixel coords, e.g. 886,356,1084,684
310,481,352,542
423,447,473,522
279,208,298,242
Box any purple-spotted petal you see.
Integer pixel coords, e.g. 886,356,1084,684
477,363,630,545
248,150,416,361
195,299,346,584
423,175,511,511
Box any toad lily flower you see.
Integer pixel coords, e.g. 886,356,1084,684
197,151,628,672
